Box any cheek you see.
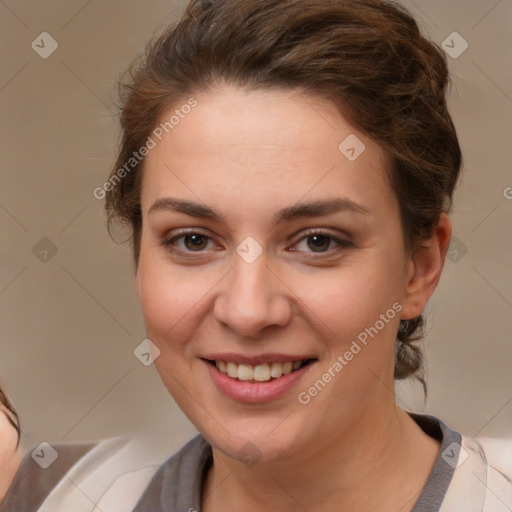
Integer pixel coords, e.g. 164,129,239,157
135,252,216,349
137,268,182,340
291,252,404,385
302,255,404,332
135,257,209,400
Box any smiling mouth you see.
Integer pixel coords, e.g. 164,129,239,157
205,358,316,382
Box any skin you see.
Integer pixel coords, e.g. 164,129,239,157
135,84,452,512
0,409,21,503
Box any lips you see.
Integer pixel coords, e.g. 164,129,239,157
201,354,317,403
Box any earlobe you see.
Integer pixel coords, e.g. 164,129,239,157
400,214,452,320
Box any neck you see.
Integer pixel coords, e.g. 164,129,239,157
202,406,440,512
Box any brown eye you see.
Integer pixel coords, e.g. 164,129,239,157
306,234,331,252
291,230,353,255
163,231,215,253
183,234,209,251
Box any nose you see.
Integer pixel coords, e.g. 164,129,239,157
213,252,292,338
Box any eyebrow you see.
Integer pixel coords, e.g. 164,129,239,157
148,197,370,224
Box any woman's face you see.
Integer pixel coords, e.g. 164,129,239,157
135,84,426,463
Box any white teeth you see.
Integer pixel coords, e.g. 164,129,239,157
226,362,238,378
253,364,270,381
270,362,283,378
237,364,253,381
214,359,307,382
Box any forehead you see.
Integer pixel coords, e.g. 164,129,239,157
140,84,395,222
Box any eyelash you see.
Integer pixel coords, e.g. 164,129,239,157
162,228,353,257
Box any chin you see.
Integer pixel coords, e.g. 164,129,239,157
197,415,310,466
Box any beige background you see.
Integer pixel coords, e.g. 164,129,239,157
0,0,511,456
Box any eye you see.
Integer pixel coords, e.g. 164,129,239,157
163,230,216,253
291,230,352,254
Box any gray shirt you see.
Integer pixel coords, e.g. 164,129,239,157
0,413,462,511
132,413,462,511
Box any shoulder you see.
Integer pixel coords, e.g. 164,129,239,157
1,439,99,511
1,436,165,512
407,413,512,512
440,433,512,511
475,436,512,478
473,436,512,511
132,434,212,512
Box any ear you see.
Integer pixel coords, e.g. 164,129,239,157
400,213,452,321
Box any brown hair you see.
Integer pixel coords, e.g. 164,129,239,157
0,386,20,447
105,0,462,386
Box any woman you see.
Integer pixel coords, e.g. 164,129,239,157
0,386,21,505
104,0,511,510
2,0,511,510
